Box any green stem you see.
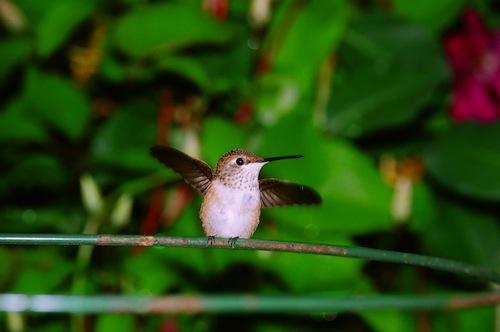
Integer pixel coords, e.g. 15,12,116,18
0,234,499,284
0,293,498,314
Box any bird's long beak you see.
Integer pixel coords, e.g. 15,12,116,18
262,155,303,162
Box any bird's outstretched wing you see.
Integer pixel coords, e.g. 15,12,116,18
259,178,322,208
150,146,212,194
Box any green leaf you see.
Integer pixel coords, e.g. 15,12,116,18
408,182,437,233
36,0,96,57
5,154,67,190
0,38,31,80
362,311,414,332
201,117,249,166
255,74,301,125
157,205,211,276
260,238,364,292
16,0,53,27
0,100,46,142
0,207,83,233
12,249,72,293
431,307,494,332
392,0,467,32
33,322,67,332
424,123,500,200
32,320,68,332
255,0,347,124
192,41,253,94
124,251,177,294
0,248,10,287
272,0,348,89
423,199,500,267
327,14,449,137
258,113,392,236
23,68,90,139
112,2,230,57
99,38,128,82
91,101,157,170
99,52,128,82
156,56,211,89
155,44,253,94
96,314,135,332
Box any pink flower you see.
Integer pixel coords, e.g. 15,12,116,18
443,9,500,122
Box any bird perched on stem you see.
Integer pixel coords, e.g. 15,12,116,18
150,146,321,244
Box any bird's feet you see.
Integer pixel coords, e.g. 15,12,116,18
228,237,239,248
206,236,216,247
206,236,239,248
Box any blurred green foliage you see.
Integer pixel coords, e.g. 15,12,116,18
0,0,499,331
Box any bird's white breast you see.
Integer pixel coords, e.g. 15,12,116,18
200,180,261,238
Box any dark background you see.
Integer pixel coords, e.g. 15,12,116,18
0,0,499,331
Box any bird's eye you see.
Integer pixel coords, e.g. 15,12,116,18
236,158,244,166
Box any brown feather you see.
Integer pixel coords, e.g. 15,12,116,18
259,178,322,208
150,146,212,194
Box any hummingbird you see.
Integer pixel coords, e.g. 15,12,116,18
150,146,321,242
